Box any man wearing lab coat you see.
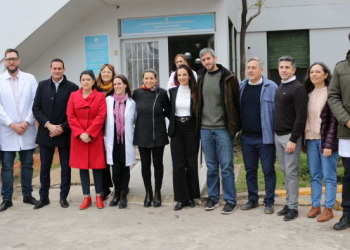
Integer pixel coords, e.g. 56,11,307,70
0,48,39,211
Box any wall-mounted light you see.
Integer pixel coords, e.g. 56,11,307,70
185,52,192,59
195,58,201,64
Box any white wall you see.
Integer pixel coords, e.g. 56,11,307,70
310,28,350,72
25,0,231,87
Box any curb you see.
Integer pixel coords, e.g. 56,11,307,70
275,185,343,197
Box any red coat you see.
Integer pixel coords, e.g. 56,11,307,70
67,88,107,170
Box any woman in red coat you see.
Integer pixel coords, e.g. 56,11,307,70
67,70,107,210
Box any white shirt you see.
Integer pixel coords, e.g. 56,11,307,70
339,139,350,157
52,77,64,92
248,77,263,86
8,73,20,116
175,85,191,117
281,75,296,84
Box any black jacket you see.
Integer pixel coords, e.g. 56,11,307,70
32,76,79,147
195,64,240,138
133,87,170,148
168,87,196,138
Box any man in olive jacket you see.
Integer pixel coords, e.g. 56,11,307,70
328,33,350,231
32,59,79,209
196,48,240,215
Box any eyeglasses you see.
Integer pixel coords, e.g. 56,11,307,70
5,58,19,62
101,71,112,75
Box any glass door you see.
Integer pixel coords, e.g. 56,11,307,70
122,38,168,91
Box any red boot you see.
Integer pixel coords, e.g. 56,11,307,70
96,195,104,209
80,196,92,210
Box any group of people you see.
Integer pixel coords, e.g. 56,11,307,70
0,33,350,232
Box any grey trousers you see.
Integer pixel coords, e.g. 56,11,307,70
275,133,302,210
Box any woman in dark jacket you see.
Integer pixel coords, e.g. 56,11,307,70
169,65,200,211
133,69,170,207
303,62,338,222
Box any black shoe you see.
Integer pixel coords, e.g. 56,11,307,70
334,215,350,230
23,196,39,205
222,202,237,214
241,200,259,210
205,198,219,211
0,200,13,212
264,204,274,214
119,191,128,209
174,201,187,211
101,188,111,201
33,198,50,210
110,189,121,207
126,187,130,195
144,190,153,207
284,209,298,221
59,197,69,208
277,205,289,216
153,190,161,208
188,199,196,208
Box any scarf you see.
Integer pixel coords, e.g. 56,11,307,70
99,82,113,95
141,82,159,92
113,93,128,144
173,72,180,87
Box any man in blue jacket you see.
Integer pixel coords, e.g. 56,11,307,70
239,57,278,214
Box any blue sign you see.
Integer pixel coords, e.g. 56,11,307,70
122,14,215,37
85,35,109,76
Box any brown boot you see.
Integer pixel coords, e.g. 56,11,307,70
317,207,334,222
307,206,321,218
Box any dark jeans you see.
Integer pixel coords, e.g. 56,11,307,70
112,161,130,192
80,169,103,196
39,146,71,199
241,134,276,205
171,121,200,201
1,149,35,201
102,165,113,191
342,157,350,215
139,146,165,191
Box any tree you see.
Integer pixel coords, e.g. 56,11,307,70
240,0,263,80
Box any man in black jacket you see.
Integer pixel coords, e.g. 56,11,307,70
32,59,79,209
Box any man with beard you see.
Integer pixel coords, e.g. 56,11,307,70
0,49,39,211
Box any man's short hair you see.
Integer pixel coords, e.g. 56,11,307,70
278,56,296,69
199,48,216,58
5,48,19,58
247,57,264,68
50,58,65,68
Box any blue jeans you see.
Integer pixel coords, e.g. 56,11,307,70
306,139,338,209
1,149,35,201
80,169,103,196
201,129,236,204
240,134,276,205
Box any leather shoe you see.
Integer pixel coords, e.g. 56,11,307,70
101,188,111,201
334,215,350,230
307,206,321,218
80,196,92,210
174,201,187,211
23,196,39,205
34,198,50,210
0,200,13,212
110,189,121,207
284,209,298,221
241,200,259,210
144,190,153,207
153,190,161,208
188,199,196,208
59,197,69,208
119,191,128,209
277,205,289,216
96,195,104,209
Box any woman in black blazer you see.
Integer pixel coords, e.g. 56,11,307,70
133,69,170,208
168,64,200,211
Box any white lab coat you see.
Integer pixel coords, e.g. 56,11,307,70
104,96,136,166
0,70,38,151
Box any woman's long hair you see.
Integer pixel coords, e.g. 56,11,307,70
106,75,132,98
303,62,332,93
80,70,97,90
96,64,117,92
175,64,197,110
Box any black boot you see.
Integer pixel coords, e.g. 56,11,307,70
119,191,128,209
102,188,111,201
144,189,153,207
153,190,161,208
109,189,121,207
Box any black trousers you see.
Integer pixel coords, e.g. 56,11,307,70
39,146,71,199
171,121,200,201
102,165,113,191
112,161,130,192
342,157,350,215
80,169,103,195
139,146,165,191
